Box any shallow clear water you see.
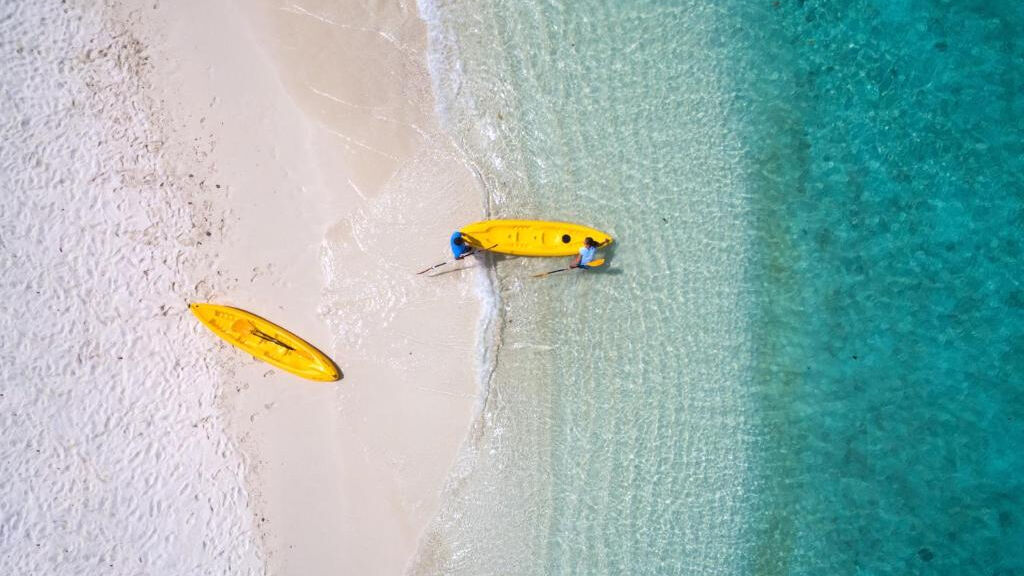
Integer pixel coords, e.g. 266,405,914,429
414,1,1024,574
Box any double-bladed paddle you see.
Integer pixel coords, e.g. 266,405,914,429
416,243,498,275
532,258,606,278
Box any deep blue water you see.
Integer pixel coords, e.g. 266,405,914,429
742,1,1024,573
414,1,1024,574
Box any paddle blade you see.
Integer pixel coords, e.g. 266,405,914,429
587,259,606,268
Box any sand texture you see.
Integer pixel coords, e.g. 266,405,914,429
3,0,487,574
1,2,262,574
120,0,488,574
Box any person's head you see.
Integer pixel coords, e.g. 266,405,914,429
584,237,598,248
453,235,465,246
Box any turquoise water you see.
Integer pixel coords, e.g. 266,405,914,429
413,1,1024,574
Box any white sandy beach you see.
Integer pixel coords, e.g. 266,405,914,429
2,0,486,574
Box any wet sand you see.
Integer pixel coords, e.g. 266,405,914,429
121,0,487,573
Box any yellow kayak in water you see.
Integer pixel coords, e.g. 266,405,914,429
459,219,613,257
190,303,341,382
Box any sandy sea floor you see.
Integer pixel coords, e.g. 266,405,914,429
2,0,488,574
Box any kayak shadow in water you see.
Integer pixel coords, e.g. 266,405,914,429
425,250,621,278
592,242,622,275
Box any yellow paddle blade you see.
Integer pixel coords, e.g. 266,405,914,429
588,259,606,268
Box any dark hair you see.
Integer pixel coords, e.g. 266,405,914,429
454,236,465,246
584,237,598,247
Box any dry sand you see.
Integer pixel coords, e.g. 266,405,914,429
119,0,488,574
1,2,264,573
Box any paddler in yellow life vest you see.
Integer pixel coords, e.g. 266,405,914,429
570,237,607,269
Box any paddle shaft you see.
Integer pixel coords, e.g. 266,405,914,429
533,258,605,278
538,267,572,277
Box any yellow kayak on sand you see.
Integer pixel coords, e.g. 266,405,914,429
190,303,341,382
460,219,613,257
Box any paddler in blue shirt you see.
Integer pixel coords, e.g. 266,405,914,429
450,231,474,260
418,232,483,275
571,237,606,269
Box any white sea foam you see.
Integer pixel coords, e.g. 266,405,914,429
418,0,510,425
469,260,502,419
0,3,261,574
417,0,464,128
403,6,513,574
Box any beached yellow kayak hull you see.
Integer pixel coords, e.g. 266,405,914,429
460,219,613,257
190,303,341,382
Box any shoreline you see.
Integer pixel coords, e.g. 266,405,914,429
9,0,1020,574
120,0,490,573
